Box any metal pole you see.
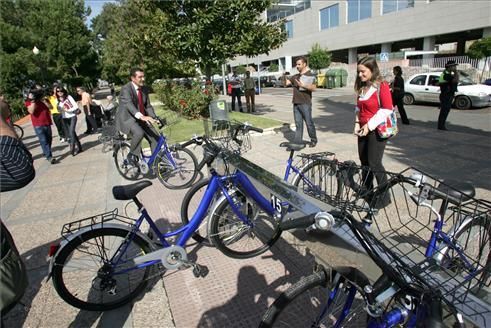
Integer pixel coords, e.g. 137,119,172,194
257,57,261,94
221,64,227,96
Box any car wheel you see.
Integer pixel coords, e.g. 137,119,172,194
403,93,414,105
454,96,471,110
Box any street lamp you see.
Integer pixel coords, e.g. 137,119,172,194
32,46,45,83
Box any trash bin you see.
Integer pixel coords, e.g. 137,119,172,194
326,69,336,89
337,69,348,87
317,73,326,88
209,99,229,123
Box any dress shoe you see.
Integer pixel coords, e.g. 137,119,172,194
308,140,317,148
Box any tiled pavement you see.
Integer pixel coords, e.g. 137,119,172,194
2,90,490,327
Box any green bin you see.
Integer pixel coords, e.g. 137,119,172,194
326,68,348,88
326,69,336,89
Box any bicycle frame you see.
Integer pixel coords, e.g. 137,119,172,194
139,133,178,169
110,167,276,275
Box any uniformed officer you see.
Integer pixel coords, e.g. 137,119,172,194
437,60,459,131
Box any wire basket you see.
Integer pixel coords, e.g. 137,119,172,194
60,208,136,240
296,158,374,212
343,167,491,322
159,110,182,135
203,119,252,154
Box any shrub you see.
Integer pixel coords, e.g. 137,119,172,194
153,80,218,119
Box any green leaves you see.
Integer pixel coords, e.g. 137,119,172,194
467,37,491,59
308,43,332,71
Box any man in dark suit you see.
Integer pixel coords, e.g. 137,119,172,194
116,67,158,163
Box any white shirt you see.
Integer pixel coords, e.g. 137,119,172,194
131,82,144,119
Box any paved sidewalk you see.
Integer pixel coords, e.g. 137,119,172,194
1,90,490,327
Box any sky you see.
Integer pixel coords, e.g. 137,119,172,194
85,0,118,27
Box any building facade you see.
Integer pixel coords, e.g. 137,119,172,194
229,0,491,74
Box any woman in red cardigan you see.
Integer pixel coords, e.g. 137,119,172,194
353,56,393,208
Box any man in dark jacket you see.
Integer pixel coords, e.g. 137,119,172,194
437,60,459,131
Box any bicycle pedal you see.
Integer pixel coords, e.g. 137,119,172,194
192,264,209,278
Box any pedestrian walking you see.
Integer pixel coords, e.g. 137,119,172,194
437,60,459,131
243,71,256,113
285,56,317,147
391,66,409,125
229,71,243,112
77,87,98,134
25,86,56,163
353,56,393,208
57,87,82,156
48,85,68,141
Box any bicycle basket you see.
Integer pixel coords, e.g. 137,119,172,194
296,159,378,213
346,167,491,322
203,119,252,154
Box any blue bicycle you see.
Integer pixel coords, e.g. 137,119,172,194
260,165,491,327
180,141,339,245
48,121,289,310
113,118,198,189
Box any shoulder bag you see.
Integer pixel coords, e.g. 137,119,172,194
376,83,398,139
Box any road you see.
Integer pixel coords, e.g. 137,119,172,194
261,87,491,134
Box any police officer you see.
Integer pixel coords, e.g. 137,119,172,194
437,60,459,131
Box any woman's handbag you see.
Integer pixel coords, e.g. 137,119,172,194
376,84,398,139
74,108,82,115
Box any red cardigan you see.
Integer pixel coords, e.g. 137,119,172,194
357,82,393,130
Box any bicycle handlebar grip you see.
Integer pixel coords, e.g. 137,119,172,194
247,126,263,133
279,213,316,231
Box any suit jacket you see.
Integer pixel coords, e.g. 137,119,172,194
116,82,156,134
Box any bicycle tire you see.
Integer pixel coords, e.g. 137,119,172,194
440,215,491,290
208,190,281,259
260,270,367,327
13,124,24,139
113,142,141,180
51,227,151,311
180,178,213,245
292,160,343,204
154,147,198,189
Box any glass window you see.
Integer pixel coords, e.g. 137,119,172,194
320,4,339,30
410,75,427,86
285,20,293,38
428,75,439,86
267,0,311,22
347,0,372,23
383,0,414,14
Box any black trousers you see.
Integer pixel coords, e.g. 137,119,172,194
231,88,243,111
392,94,409,124
357,131,390,208
438,92,454,129
52,113,66,138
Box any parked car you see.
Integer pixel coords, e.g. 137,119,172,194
403,72,491,109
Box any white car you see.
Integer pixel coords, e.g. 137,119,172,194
403,72,491,109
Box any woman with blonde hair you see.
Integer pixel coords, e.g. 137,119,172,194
353,56,393,208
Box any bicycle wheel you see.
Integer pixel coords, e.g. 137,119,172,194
260,270,367,327
180,178,213,245
13,124,24,139
154,148,198,189
440,215,491,290
51,227,152,311
292,161,343,204
113,142,140,180
208,190,281,259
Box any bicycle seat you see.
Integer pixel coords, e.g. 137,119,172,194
279,142,306,152
112,180,153,200
431,179,475,203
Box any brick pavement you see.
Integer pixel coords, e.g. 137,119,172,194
2,90,490,327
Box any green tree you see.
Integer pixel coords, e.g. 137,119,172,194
308,43,331,72
159,0,286,78
0,0,98,115
467,37,491,82
269,63,279,72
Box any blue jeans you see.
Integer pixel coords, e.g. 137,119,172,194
34,125,53,159
293,103,317,143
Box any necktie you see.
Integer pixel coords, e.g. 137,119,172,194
137,88,145,115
